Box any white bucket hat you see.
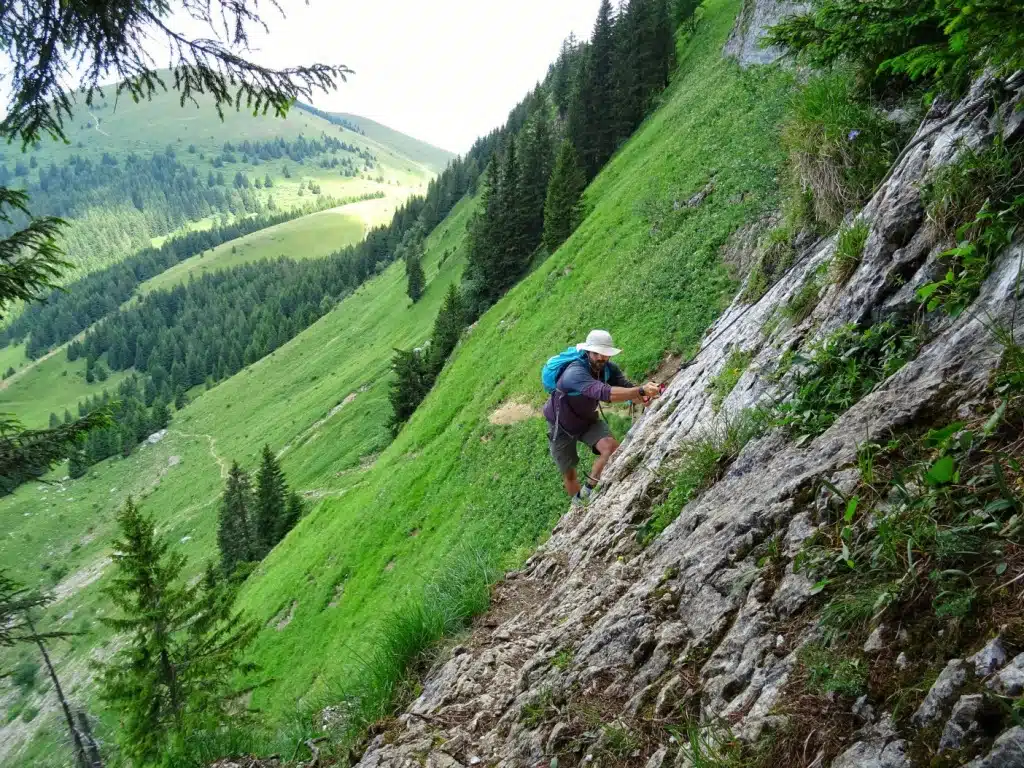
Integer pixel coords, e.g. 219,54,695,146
577,329,622,357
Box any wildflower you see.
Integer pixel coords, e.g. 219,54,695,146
847,129,861,141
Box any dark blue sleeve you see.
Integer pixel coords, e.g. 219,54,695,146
607,362,634,388
561,363,612,401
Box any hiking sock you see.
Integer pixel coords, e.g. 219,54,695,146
585,474,598,491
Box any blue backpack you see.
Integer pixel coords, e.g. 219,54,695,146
541,347,610,395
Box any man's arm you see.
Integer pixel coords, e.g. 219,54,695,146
606,362,658,402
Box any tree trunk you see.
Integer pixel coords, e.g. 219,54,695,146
76,711,104,768
25,613,89,768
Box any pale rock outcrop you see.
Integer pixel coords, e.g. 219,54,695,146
355,31,1024,768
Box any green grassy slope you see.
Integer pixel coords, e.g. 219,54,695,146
2,73,440,283
0,196,474,766
1,1,794,759
330,112,456,173
234,0,794,718
139,207,367,295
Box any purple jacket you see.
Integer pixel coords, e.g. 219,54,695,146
543,359,633,438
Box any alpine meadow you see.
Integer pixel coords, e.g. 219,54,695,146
4,0,1024,767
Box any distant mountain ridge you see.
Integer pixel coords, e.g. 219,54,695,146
295,102,456,174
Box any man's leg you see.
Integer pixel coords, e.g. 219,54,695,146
562,467,581,496
590,436,620,483
549,428,581,497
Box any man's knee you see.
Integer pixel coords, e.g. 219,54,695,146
596,436,619,457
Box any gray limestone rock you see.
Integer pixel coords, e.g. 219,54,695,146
722,0,809,67
863,624,887,654
963,726,1024,768
970,636,1008,677
912,659,969,727
938,693,983,751
988,652,1024,696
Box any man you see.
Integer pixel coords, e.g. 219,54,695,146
543,330,660,504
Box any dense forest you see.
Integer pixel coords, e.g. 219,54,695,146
0,195,370,358
389,0,686,429
0,133,379,273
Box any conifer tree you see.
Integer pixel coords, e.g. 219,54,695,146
100,498,257,764
516,106,556,249
387,348,433,434
406,246,426,303
218,462,256,575
543,140,588,252
280,491,304,540
427,283,466,375
48,412,58,429
571,0,618,179
254,445,288,556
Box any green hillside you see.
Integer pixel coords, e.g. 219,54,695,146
0,195,475,766
235,0,793,719
0,0,794,762
139,207,367,296
329,112,456,173
0,73,444,283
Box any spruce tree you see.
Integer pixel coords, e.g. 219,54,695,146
388,348,433,434
516,106,556,250
218,462,256,575
543,140,588,253
280,491,304,540
406,247,426,303
254,445,288,556
100,498,258,765
427,283,466,375
48,412,58,429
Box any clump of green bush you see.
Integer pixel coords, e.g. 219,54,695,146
780,71,902,231
918,138,1024,317
831,219,869,283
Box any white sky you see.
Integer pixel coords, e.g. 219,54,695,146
239,1,603,154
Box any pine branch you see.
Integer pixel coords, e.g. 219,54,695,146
0,1,351,147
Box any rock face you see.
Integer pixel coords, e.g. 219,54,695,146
722,0,808,67
355,52,1024,768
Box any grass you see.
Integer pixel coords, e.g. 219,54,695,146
918,137,1024,316
708,346,753,411
780,70,904,231
0,0,797,761
831,218,869,282
776,320,919,438
740,226,796,303
782,262,826,324
637,408,770,546
799,645,867,698
139,207,368,295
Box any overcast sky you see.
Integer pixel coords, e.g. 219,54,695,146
241,1,603,154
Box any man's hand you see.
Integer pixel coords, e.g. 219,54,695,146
639,381,660,399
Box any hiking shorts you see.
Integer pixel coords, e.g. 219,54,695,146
548,421,612,475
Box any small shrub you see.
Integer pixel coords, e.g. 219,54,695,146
831,219,869,282
551,648,573,670
919,139,1024,316
638,408,770,545
709,347,753,411
777,320,919,438
780,71,902,230
20,704,40,723
671,719,746,768
783,263,827,324
741,227,796,303
600,722,641,758
800,644,867,697
11,659,40,693
520,687,554,728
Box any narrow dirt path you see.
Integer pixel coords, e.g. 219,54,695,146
172,429,229,479
0,342,67,391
